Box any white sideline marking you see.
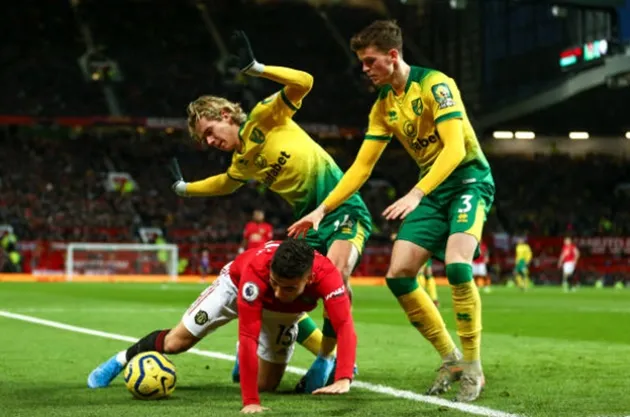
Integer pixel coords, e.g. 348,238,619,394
0,310,522,417
5,307,184,314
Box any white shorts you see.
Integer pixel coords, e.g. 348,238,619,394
562,262,576,276
472,263,487,277
182,262,301,364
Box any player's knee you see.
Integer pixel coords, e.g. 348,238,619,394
445,233,478,264
257,379,280,393
387,264,418,278
329,257,352,284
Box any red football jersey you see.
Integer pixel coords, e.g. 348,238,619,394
473,242,489,265
243,221,274,250
560,243,578,263
230,242,356,406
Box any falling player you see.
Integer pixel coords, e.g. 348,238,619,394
416,259,439,307
558,237,580,292
240,209,274,253
87,240,356,414
169,31,371,390
472,240,491,293
513,237,532,290
289,20,494,401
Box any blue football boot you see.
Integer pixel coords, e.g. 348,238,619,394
87,354,124,388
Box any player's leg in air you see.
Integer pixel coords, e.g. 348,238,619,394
424,260,439,307
296,210,369,392
88,265,238,388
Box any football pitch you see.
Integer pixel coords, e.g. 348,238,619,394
1,283,629,417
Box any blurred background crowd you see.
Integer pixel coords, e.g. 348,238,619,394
1,0,630,284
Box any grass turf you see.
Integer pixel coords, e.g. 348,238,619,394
0,282,628,417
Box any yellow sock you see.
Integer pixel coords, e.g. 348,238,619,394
426,276,438,303
320,311,337,357
386,277,456,359
417,272,426,289
515,274,524,289
296,314,323,356
447,264,482,362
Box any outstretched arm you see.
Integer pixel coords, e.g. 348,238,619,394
255,66,313,106
322,139,388,213
287,139,387,238
176,173,244,197
230,30,313,109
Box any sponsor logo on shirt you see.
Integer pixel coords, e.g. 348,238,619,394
263,151,291,187
254,153,267,169
324,285,346,301
242,282,260,302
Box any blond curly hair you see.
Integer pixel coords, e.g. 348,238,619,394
186,96,247,142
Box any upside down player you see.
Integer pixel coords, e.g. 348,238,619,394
558,236,580,292
290,20,494,401
88,240,357,414
172,31,370,390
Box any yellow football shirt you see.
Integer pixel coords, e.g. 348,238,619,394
366,66,492,189
226,89,367,218
515,243,533,264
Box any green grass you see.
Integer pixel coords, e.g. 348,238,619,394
0,283,629,417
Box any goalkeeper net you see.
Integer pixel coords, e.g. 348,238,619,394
65,243,179,281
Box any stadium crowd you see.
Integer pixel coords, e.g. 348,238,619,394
1,130,629,246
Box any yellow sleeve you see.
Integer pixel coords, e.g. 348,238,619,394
416,118,465,194
427,73,465,124
365,96,392,140
185,173,244,197
322,139,389,212
250,66,313,121
525,246,533,263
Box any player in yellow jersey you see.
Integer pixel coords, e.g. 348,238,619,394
171,31,371,397
514,237,533,290
289,20,494,401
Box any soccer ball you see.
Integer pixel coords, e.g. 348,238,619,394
123,351,177,400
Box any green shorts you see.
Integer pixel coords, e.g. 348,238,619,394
514,260,528,275
304,204,372,257
396,181,494,262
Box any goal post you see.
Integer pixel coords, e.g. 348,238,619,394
65,243,179,281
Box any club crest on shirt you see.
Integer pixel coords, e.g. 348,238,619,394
242,281,259,302
250,127,265,144
431,83,455,109
411,98,423,116
194,310,208,325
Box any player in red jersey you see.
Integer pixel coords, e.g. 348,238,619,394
558,237,580,292
87,239,356,414
472,241,490,293
240,210,274,253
